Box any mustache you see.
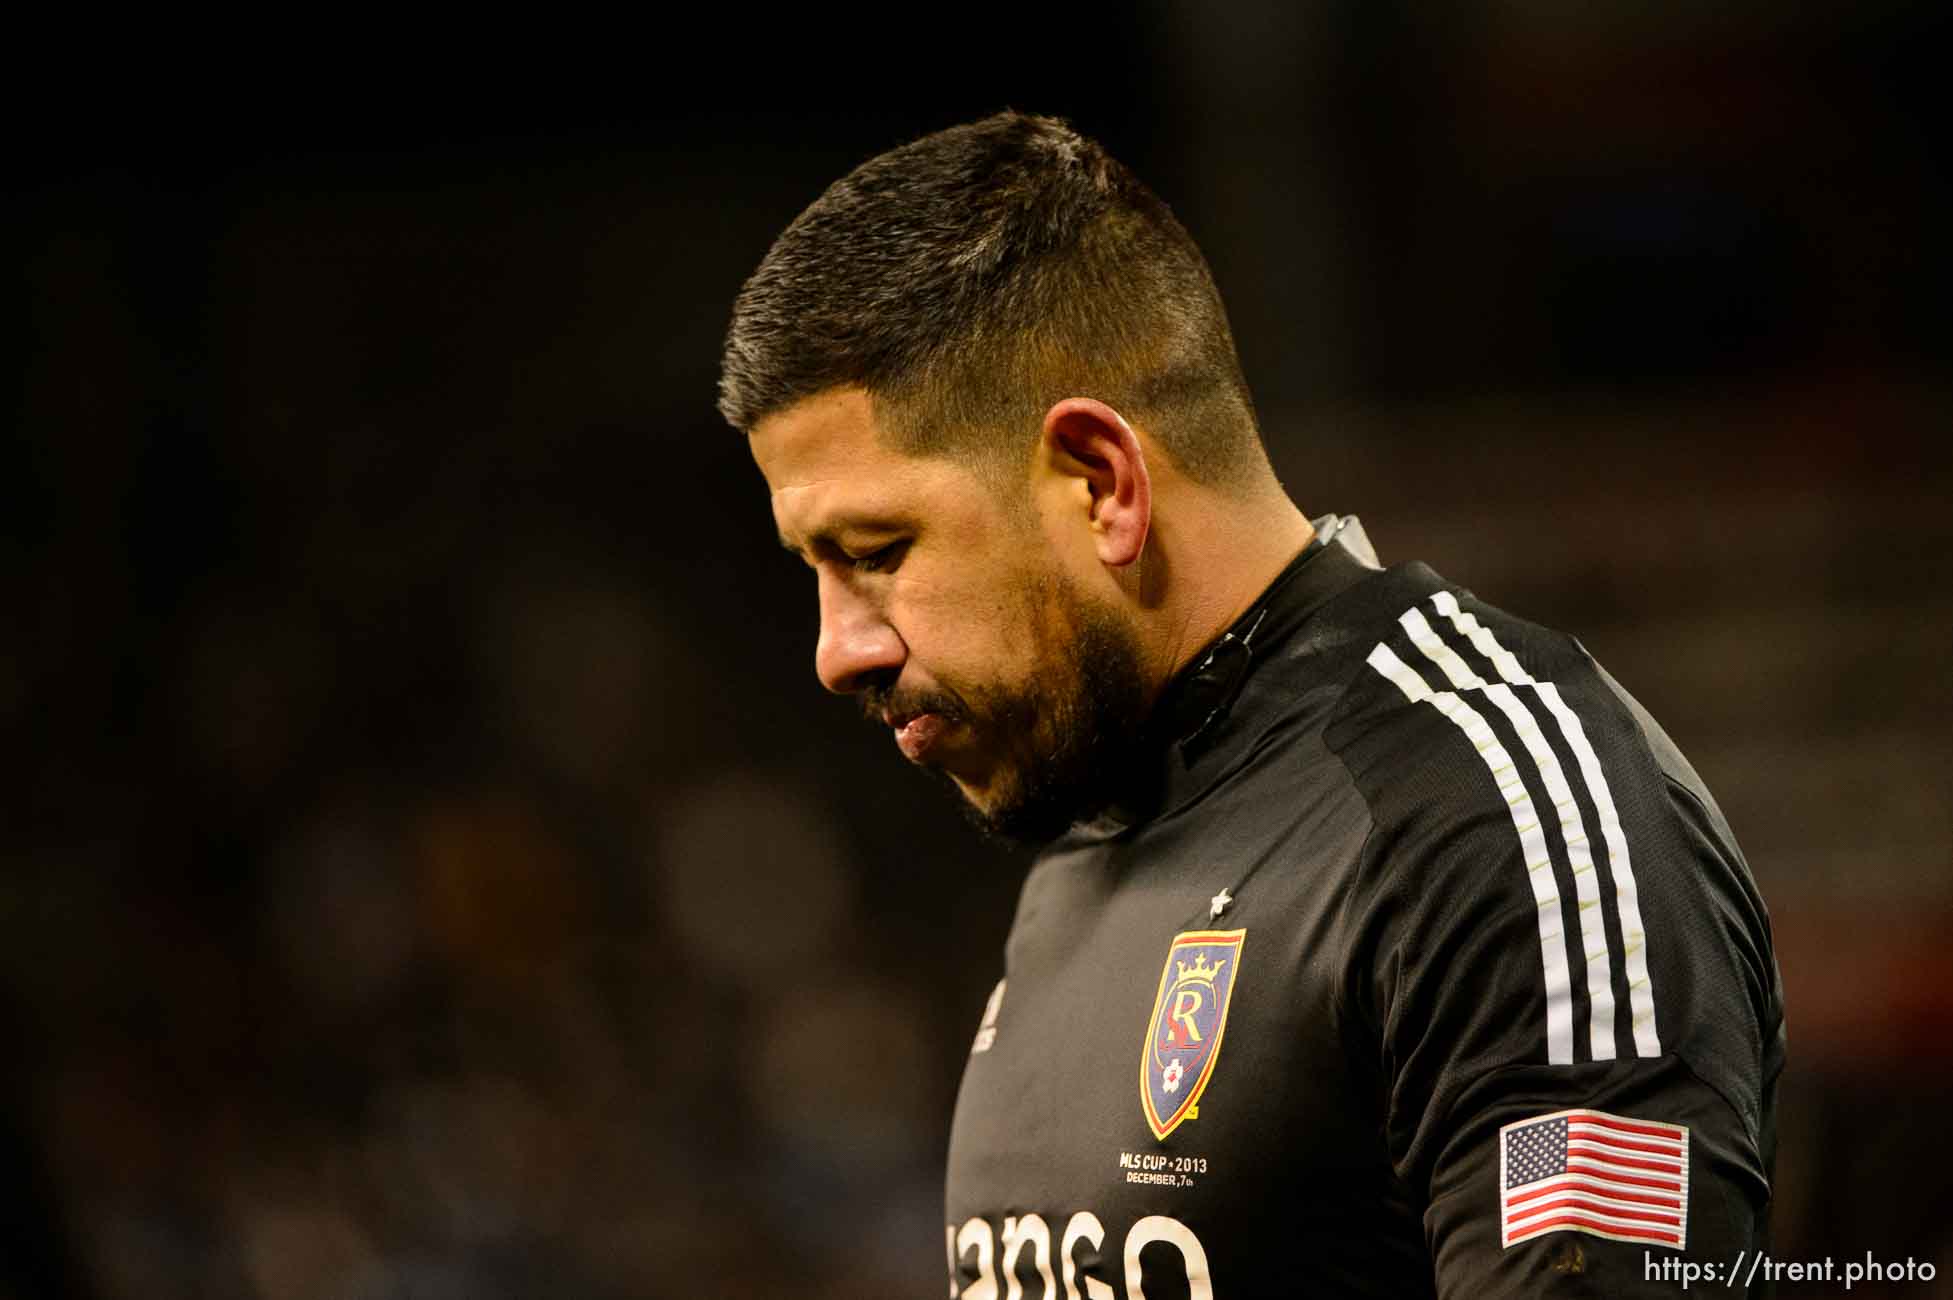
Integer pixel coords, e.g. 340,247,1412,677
860,682,969,728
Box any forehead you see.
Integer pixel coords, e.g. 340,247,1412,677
749,388,970,542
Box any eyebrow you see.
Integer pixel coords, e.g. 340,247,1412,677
778,532,825,564
776,514,906,558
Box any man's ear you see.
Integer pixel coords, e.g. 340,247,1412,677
1040,397,1151,569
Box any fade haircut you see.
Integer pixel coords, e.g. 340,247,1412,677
718,111,1269,492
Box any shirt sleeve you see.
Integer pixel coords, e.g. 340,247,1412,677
1331,595,1785,1297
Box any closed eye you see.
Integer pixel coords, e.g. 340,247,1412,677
850,541,909,575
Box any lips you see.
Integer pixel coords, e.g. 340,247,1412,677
892,712,950,762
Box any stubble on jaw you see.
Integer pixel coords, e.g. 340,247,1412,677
924,568,1151,847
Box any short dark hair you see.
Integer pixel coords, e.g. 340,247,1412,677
718,111,1268,491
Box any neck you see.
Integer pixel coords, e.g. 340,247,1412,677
1143,487,1317,696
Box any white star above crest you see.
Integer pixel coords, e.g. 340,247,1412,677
1210,887,1233,919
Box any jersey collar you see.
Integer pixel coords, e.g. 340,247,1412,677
1078,513,1381,834
1154,513,1378,750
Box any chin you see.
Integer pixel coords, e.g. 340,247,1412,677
931,768,1044,846
955,774,1096,848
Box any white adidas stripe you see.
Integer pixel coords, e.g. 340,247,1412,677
1397,606,1620,1062
1365,642,1577,1065
1430,591,1661,1057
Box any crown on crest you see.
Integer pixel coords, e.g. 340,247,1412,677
1173,952,1226,983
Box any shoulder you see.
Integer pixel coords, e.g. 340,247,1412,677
1320,578,1659,852
1320,576,1779,1088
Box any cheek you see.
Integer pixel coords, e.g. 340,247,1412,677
897,551,1054,675
978,588,1053,674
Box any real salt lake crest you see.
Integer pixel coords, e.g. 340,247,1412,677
1140,929,1246,1141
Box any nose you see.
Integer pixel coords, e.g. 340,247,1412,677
813,567,905,695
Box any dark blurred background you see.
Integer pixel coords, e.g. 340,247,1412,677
6,6,1949,1297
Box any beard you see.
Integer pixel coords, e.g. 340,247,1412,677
863,570,1151,846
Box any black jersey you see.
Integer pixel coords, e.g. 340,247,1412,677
943,517,1785,1299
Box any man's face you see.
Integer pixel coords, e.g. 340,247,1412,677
750,388,1147,842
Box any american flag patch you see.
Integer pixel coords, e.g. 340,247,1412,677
1499,1109,1690,1250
